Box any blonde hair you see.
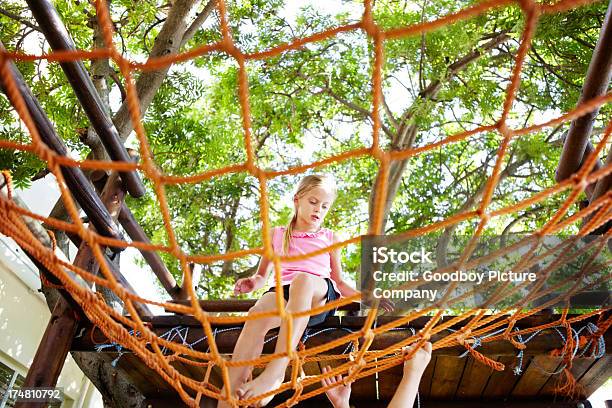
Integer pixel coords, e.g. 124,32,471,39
282,174,338,254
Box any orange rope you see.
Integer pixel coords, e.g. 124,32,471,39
0,0,610,405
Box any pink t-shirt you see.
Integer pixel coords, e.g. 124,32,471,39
271,226,338,292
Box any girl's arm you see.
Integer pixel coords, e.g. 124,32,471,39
234,256,271,294
254,255,272,281
330,232,360,298
330,232,394,312
234,230,274,294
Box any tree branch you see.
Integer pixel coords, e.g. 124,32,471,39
0,7,42,33
112,0,200,143
180,0,217,47
321,86,395,139
369,30,513,231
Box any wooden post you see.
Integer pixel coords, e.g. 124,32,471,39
555,1,612,183
15,299,80,408
74,171,153,317
25,0,146,198
0,41,121,241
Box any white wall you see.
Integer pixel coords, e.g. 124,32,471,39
0,235,101,407
0,174,102,407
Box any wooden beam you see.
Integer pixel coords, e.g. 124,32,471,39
73,171,152,317
556,1,612,182
140,396,589,408
0,41,121,240
15,298,80,408
118,203,183,300
332,401,589,408
166,292,610,314
91,163,182,301
25,0,145,198
167,299,360,313
72,313,612,356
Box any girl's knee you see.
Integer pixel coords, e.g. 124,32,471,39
244,314,275,332
249,292,277,313
289,273,316,292
245,294,280,331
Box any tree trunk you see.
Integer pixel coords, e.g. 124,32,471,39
0,174,147,407
46,0,208,247
368,32,511,232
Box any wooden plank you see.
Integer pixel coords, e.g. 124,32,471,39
318,353,378,402
169,299,360,313
169,359,200,383
118,353,174,396
538,357,593,397
429,355,467,399
15,298,79,408
455,355,499,399
482,355,525,398
75,320,612,356
419,355,436,399
512,355,562,397
355,362,382,402
537,356,565,397
376,362,403,401
558,356,595,399
154,313,601,329
344,402,589,408
299,358,323,396
207,364,226,390
577,355,612,396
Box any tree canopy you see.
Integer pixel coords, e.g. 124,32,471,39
1,0,609,299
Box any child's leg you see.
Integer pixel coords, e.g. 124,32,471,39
237,273,328,405
217,292,282,408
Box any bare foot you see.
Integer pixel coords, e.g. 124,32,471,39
217,388,238,408
236,369,284,407
216,395,232,408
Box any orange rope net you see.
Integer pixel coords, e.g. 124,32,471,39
0,0,611,406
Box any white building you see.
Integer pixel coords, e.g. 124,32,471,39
0,179,102,408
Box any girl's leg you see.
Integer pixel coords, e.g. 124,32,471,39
217,292,282,408
237,273,328,405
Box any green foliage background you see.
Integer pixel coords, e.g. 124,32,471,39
1,0,609,301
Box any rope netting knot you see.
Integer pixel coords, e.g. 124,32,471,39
0,0,611,406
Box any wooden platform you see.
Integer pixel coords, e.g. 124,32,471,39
72,311,612,407
72,350,610,407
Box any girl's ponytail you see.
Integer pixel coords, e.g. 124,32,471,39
282,213,297,254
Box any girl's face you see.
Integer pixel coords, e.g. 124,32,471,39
294,186,335,229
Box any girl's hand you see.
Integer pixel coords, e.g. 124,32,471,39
402,342,432,378
361,296,395,313
379,297,395,313
321,366,352,408
234,275,264,295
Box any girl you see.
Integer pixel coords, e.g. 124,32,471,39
217,174,392,408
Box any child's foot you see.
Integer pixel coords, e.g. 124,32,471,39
216,388,238,408
216,395,233,408
236,369,284,407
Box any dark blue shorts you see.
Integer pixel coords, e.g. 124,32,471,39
265,277,340,326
